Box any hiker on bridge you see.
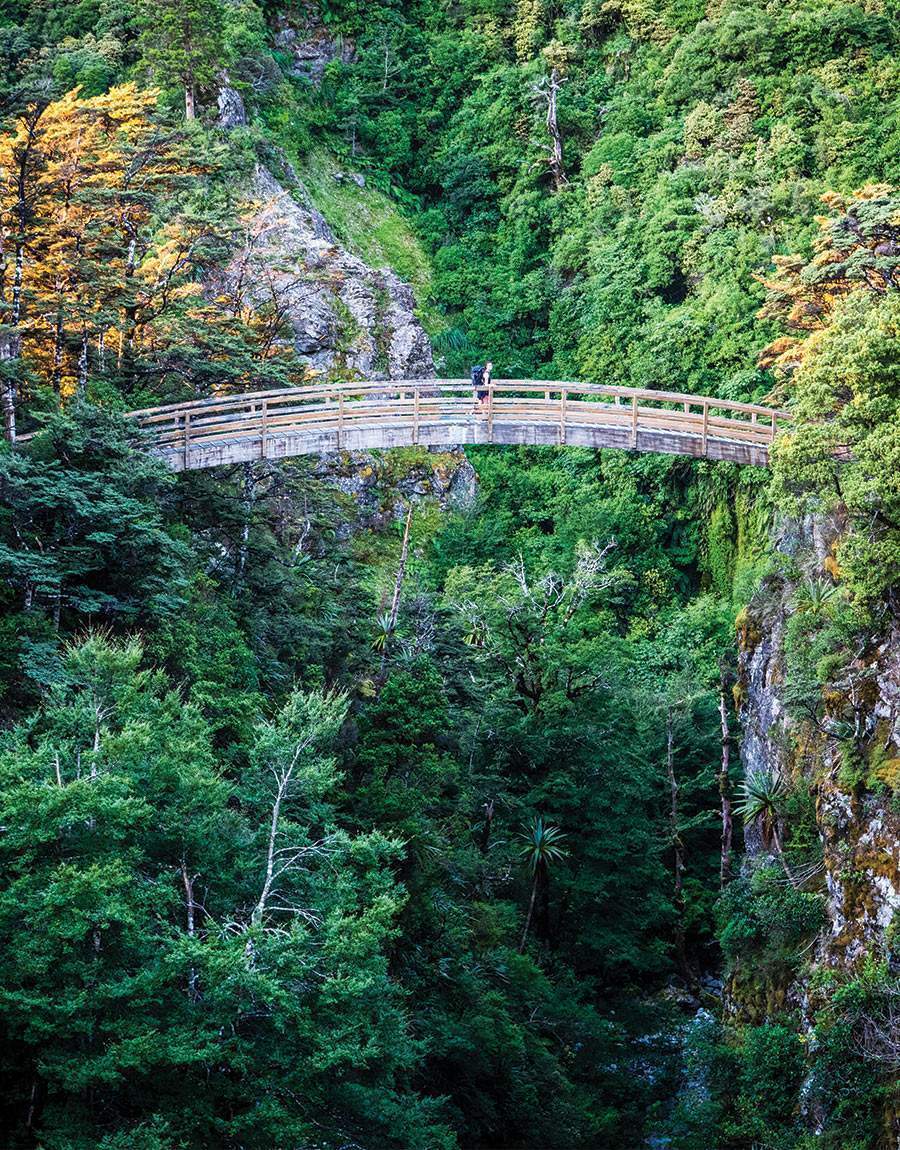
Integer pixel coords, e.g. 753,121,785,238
471,361,493,413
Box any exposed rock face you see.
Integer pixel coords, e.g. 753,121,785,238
312,448,477,533
382,274,434,380
736,513,900,970
205,165,450,513
273,6,355,84
735,595,787,857
216,82,247,130
874,622,900,747
213,165,434,380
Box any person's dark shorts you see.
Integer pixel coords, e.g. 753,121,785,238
477,390,488,401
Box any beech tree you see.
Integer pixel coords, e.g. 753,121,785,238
758,187,900,376
0,85,182,409
0,84,302,427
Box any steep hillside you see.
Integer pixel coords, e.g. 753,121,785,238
0,1,897,1148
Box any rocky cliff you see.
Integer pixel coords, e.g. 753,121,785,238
735,512,896,970
207,62,465,525
733,511,899,1143
212,164,434,381
737,515,899,972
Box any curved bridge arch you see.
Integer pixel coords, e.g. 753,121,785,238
130,380,790,471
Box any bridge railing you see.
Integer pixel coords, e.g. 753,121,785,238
128,379,791,467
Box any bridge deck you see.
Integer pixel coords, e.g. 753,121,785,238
129,380,790,470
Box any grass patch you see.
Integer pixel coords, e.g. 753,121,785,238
297,148,441,332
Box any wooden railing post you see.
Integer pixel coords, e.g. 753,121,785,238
560,386,567,445
701,401,709,455
183,411,191,470
260,398,268,459
413,383,420,445
337,391,344,450
487,382,494,443
770,414,777,444
631,395,638,449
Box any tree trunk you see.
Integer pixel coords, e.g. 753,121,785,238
181,859,200,1001
377,503,413,686
52,296,65,394
666,708,691,983
1,359,15,444
1,106,42,443
519,867,541,953
118,236,138,383
185,85,196,121
544,68,567,190
236,461,256,587
478,798,494,854
538,865,551,943
252,771,288,928
25,1076,44,1130
770,820,798,887
0,232,17,438
86,702,101,833
77,327,89,395
718,687,733,887
386,502,413,636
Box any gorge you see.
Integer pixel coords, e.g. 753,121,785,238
0,1,898,1148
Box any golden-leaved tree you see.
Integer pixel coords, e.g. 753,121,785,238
757,185,900,383
0,84,298,441
762,188,900,601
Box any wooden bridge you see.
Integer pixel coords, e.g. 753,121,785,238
130,380,790,471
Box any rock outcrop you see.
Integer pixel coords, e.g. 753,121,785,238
311,448,477,533
206,82,458,528
216,81,247,130
205,164,460,521
736,512,900,969
211,165,434,380
273,6,355,84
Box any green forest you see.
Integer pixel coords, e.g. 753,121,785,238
0,0,898,1147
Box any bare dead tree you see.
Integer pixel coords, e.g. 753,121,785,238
666,707,691,985
502,539,617,622
852,983,900,1071
250,729,340,929
386,502,413,638
449,539,618,714
718,683,733,886
479,798,495,854
236,461,258,588
375,26,404,93
534,67,568,190
181,858,200,1001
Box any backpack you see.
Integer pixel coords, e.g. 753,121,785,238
471,365,485,388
